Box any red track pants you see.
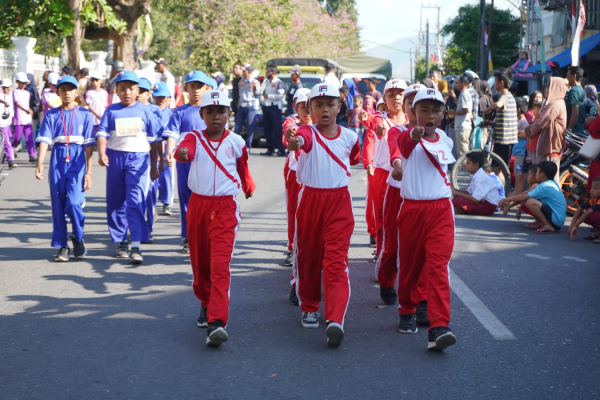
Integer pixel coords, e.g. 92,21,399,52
397,198,454,329
372,168,389,256
366,175,375,237
187,193,240,327
285,168,301,252
376,185,402,287
295,186,354,326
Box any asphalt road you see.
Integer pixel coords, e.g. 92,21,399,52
0,149,599,399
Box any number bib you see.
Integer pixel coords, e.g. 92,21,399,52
115,117,143,137
420,137,455,165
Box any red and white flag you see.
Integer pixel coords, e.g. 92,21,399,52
571,0,586,66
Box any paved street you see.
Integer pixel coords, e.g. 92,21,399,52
1,151,599,399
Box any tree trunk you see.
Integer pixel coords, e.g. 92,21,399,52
65,0,83,70
114,25,138,70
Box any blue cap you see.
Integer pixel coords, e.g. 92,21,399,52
55,75,78,89
185,70,211,85
115,70,139,84
152,81,171,97
205,76,217,89
138,77,152,91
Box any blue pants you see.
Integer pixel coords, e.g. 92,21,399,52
145,179,158,233
235,106,257,149
176,161,192,239
49,144,86,248
157,143,173,205
262,105,284,153
106,149,150,243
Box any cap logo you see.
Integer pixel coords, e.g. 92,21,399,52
119,71,125,76
319,85,327,92
427,89,436,95
210,92,219,99
188,71,194,77
153,84,158,90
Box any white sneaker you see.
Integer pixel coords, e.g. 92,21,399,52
301,312,319,328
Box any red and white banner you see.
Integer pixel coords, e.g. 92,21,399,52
571,0,586,66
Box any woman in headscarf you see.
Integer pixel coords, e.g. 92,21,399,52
343,78,359,110
478,80,494,118
585,85,598,116
525,77,568,181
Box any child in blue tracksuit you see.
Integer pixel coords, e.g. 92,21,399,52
96,71,162,264
162,70,216,254
137,78,164,242
151,82,174,216
35,75,95,261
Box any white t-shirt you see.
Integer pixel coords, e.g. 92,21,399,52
324,73,340,90
468,168,500,205
0,92,13,128
455,90,472,130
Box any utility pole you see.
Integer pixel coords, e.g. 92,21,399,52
423,5,443,71
410,48,413,83
478,0,486,77
486,0,494,78
425,20,430,79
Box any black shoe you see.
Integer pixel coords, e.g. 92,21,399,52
276,150,287,157
129,247,143,264
29,157,37,163
197,307,208,328
380,287,397,305
416,301,430,326
428,326,456,351
399,313,418,334
70,236,87,258
206,320,228,347
116,241,129,258
301,311,319,328
326,322,344,348
289,286,299,306
372,254,378,263
284,251,293,266
182,239,189,254
370,235,376,248
54,246,70,262
8,161,17,170
260,150,274,156
141,234,153,245
162,204,172,216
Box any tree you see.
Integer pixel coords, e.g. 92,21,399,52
414,58,439,83
441,4,520,76
321,0,358,21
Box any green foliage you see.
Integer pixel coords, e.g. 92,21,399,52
441,4,520,74
321,0,357,21
414,59,439,83
81,0,127,34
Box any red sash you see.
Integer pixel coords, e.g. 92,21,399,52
419,141,451,187
190,130,240,189
310,126,351,177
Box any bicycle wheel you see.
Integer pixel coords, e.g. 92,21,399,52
450,154,470,191
559,170,586,216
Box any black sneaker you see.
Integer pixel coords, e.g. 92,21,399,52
428,326,457,351
29,157,37,163
8,161,17,170
260,150,274,156
55,246,70,262
326,322,344,348
370,235,376,248
162,204,172,216
276,150,287,157
289,286,299,306
380,287,397,305
284,251,293,266
182,240,189,254
129,247,143,264
116,241,129,258
141,234,153,245
416,301,430,326
399,313,418,334
301,311,319,328
197,307,208,328
70,236,87,258
372,254,378,263
206,320,228,347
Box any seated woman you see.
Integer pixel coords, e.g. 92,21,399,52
511,51,533,77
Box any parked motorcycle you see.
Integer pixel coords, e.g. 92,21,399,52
559,130,590,215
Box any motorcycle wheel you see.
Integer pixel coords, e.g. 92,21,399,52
559,170,586,215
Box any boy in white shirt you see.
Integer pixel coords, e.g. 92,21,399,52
452,151,500,215
0,79,15,169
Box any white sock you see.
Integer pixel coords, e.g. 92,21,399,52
131,241,141,248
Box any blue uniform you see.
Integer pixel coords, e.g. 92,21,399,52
144,103,165,235
235,78,261,148
36,106,94,248
163,104,206,239
96,102,161,243
157,106,174,206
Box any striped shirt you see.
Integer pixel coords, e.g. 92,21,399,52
494,93,518,145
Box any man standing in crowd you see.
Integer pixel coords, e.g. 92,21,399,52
261,65,286,157
365,78,381,102
453,76,473,160
324,62,339,89
236,65,261,149
156,58,176,108
107,60,124,104
286,65,303,117
231,63,243,115
565,66,587,135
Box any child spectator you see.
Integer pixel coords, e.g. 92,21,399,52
363,95,376,115
503,165,538,217
1,79,15,169
499,161,566,233
175,90,255,348
12,72,36,162
375,97,388,113
34,75,95,261
513,100,529,194
391,88,457,351
452,152,499,215
567,177,600,243
287,83,360,348
84,74,108,133
525,91,543,123
347,95,363,141
337,86,349,127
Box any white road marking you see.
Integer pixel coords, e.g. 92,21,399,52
526,254,551,260
562,256,587,262
450,269,516,340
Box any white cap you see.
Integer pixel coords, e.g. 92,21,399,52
293,88,311,104
384,79,407,93
200,90,231,108
48,72,59,86
376,97,384,107
402,84,427,100
15,72,29,83
89,71,103,80
308,83,340,100
1,78,11,87
413,88,446,107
